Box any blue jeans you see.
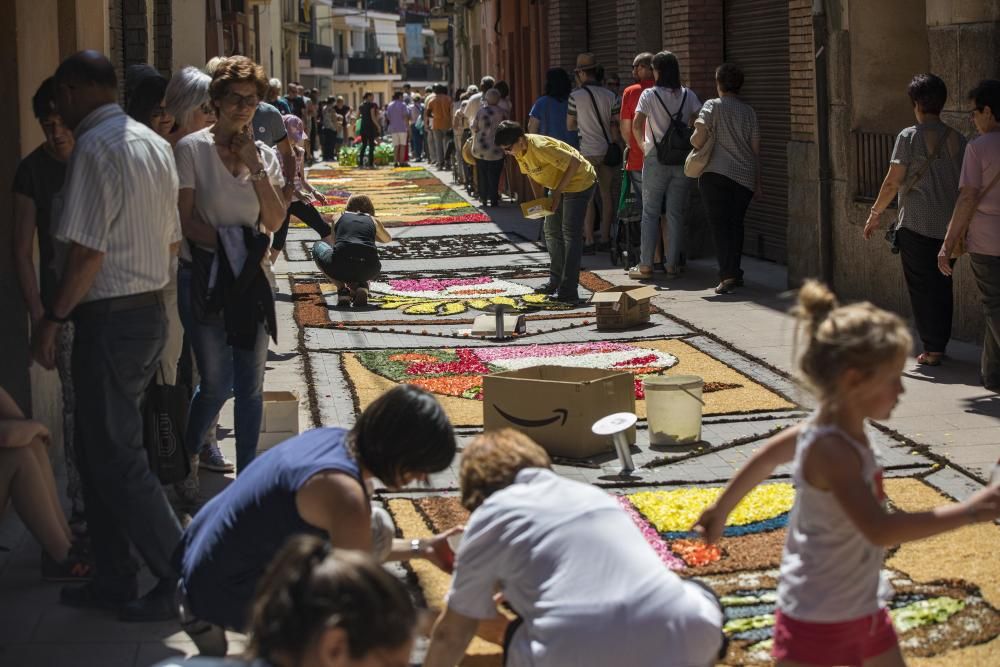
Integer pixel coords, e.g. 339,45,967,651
73,296,181,588
178,265,268,473
543,184,595,299
411,128,424,160
640,159,692,269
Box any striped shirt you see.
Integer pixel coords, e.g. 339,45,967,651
698,96,759,192
53,104,181,302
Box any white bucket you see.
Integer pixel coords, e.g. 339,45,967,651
643,375,704,445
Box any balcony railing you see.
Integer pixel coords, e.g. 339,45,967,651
309,43,334,69
402,62,445,82
854,130,897,205
364,0,401,13
348,56,389,74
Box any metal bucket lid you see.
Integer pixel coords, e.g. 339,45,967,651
642,374,704,391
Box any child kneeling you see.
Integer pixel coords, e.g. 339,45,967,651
313,194,391,307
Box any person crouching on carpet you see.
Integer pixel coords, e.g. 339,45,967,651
154,536,418,667
268,114,333,263
494,120,596,304
693,280,1000,667
424,429,726,667
174,385,458,657
312,193,391,308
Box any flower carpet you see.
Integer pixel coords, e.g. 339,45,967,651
294,165,491,228
385,477,1000,666
340,339,795,427
281,161,999,667
283,231,542,263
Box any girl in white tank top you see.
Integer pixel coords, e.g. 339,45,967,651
693,281,1000,667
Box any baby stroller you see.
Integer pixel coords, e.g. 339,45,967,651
611,169,641,268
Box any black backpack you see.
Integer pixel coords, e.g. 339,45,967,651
652,89,692,166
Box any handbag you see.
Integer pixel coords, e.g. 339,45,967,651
684,118,715,178
651,89,693,166
142,370,191,485
582,86,623,167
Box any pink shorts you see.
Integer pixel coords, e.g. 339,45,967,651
772,608,898,666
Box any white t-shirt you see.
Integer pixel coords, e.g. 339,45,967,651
567,84,621,158
175,127,284,236
636,86,702,156
464,91,484,125
446,468,723,667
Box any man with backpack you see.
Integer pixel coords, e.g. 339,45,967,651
628,51,701,281
568,53,622,254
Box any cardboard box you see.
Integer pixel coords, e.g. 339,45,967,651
483,365,636,459
471,313,527,337
520,197,555,219
589,285,658,330
257,430,297,452
262,391,299,433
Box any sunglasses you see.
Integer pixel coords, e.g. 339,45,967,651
222,92,260,109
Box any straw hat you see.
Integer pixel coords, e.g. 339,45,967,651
574,52,599,72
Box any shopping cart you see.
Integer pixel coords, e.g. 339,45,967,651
611,169,641,268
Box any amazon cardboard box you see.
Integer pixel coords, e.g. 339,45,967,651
589,285,658,330
482,366,636,459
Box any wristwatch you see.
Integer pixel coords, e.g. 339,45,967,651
410,538,423,555
249,166,267,181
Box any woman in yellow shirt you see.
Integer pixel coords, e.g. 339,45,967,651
495,120,597,302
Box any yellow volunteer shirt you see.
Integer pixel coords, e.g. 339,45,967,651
514,134,597,193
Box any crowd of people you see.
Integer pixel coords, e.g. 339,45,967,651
4,41,1000,667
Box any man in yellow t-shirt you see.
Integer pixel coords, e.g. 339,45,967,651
495,120,597,302
427,84,454,170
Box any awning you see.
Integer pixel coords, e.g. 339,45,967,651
373,18,401,53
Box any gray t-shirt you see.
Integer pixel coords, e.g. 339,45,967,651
890,121,966,240
252,102,287,148
697,96,759,192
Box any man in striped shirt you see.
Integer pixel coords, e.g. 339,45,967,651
31,50,183,622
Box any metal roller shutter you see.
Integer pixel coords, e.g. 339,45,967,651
587,0,619,82
724,0,790,263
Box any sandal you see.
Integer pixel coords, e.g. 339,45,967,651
628,266,654,280
916,352,943,366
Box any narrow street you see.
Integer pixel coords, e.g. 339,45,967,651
2,161,997,666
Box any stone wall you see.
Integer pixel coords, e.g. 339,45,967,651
661,0,723,103
545,0,587,76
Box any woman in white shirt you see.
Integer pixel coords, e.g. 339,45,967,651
629,51,702,280
174,56,285,475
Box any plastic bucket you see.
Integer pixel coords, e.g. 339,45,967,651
643,375,704,445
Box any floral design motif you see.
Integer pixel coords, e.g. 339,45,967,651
628,483,795,538
365,276,574,315
356,342,679,401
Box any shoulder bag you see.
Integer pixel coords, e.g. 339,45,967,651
142,369,191,485
651,89,692,166
685,103,716,178
582,86,623,167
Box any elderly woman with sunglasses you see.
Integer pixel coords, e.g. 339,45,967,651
174,56,286,475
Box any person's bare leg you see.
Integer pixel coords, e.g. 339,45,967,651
1,445,72,561
27,437,72,542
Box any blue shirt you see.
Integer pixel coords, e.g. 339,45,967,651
177,428,364,630
529,95,579,148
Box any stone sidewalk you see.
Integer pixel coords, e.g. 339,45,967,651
1,161,996,666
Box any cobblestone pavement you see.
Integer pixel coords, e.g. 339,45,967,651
1,161,997,666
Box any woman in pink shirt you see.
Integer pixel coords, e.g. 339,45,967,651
939,79,1000,390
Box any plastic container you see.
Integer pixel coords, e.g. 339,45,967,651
643,375,705,445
